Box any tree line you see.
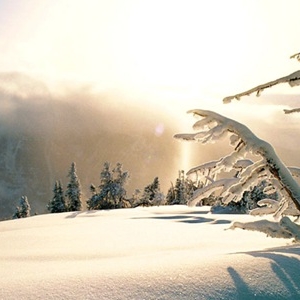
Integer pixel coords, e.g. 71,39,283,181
12,162,198,218
12,160,274,219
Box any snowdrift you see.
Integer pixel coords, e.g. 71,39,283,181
1,206,300,299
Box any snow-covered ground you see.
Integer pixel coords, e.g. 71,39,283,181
1,205,299,299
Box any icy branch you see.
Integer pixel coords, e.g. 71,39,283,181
223,70,300,104
187,159,222,177
290,52,300,62
249,199,279,216
284,108,300,114
230,219,293,239
231,215,300,240
280,216,300,241
188,178,239,206
288,167,300,178
224,164,268,204
175,109,300,213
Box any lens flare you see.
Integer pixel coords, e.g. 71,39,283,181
154,123,164,137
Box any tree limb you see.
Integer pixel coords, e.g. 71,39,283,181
223,70,300,104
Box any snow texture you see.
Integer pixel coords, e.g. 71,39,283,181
1,206,300,299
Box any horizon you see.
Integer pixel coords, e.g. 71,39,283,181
0,1,300,218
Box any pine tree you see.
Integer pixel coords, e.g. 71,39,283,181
86,184,100,210
166,182,175,205
147,177,160,202
66,162,82,211
87,162,129,210
131,189,142,207
48,180,67,213
111,162,129,208
137,177,162,207
174,170,186,204
166,171,194,205
13,196,31,219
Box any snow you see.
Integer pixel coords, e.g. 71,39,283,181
174,109,300,214
1,205,299,299
223,70,300,104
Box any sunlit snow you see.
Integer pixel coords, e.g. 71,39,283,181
1,206,299,299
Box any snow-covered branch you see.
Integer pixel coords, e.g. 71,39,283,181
290,52,300,62
223,52,300,113
223,70,300,104
188,178,239,206
175,109,300,213
288,166,300,178
187,159,221,178
284,108,300,114
230,214,300,241
250,199,279,216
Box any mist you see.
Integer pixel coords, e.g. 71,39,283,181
1,73,300,220
0,72,183,219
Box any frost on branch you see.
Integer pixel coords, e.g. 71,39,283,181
223,52,300,113
223,70,300,105
174,109,300,215
283,108,300,114
290,52,300,62
249,199,279,216
188,178,239,207
230,216,300,241
288,167,300,178
229,219,293,239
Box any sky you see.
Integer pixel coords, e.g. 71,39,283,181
0,0,300,168
1,1,300,99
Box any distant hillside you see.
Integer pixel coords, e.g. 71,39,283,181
0,73,181,219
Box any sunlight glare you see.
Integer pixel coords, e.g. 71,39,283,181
125,1,254,92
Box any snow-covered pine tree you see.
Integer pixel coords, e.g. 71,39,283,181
87,162,129,210
86,184,102,210
174,171,186,204
65,162,82,212
13,196,31,219
167,171,187,205
151,191,165,206
166,171,199,205
48,180,67,213
87,162,113,210
165,182,175,205
99,162,111,193
135,177,162,207
131,189,142,207
111,162,130,208
146,176,160,202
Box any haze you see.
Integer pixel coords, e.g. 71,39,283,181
0,1,300,217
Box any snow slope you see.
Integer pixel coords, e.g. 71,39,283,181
0,206,299,299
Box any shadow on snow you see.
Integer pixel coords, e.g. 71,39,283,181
227,245,300,299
